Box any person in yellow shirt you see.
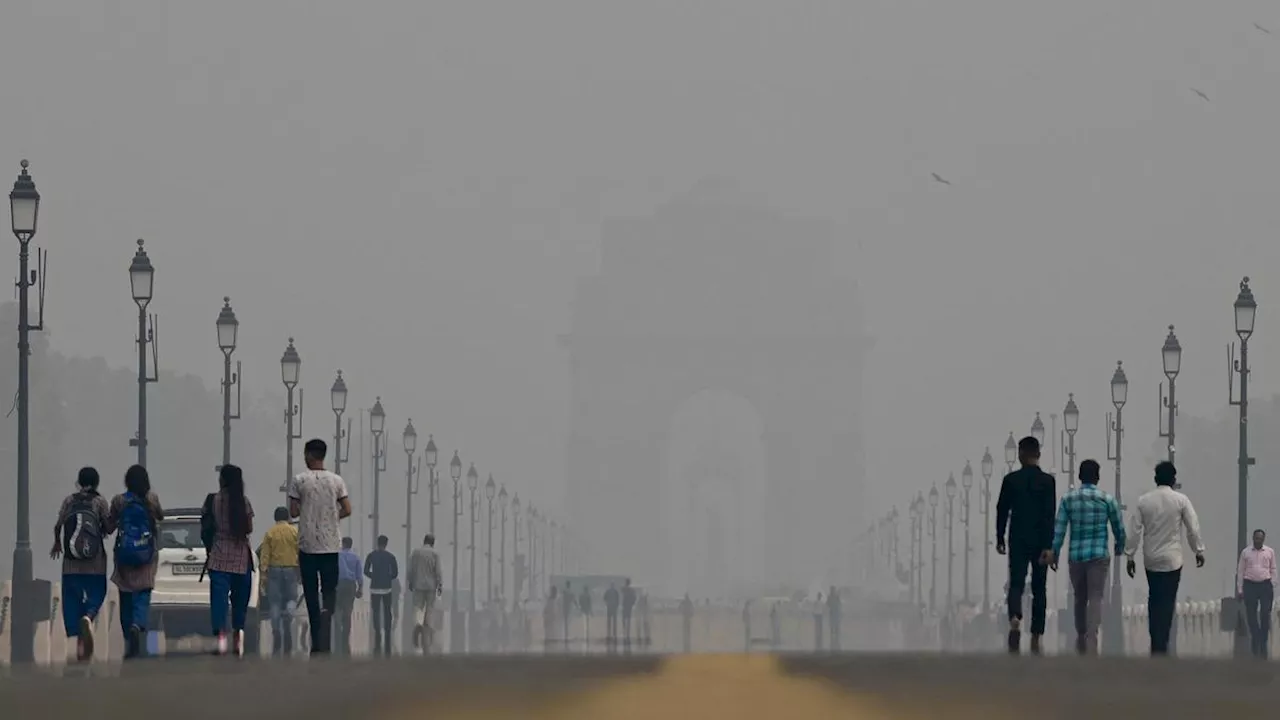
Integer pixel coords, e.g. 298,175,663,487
259,506,300,657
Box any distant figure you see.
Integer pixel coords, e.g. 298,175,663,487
603,583,620,644
51,467,110,663
407,533,442,653
364,535,398,656
109,464,163,659
827,587,842,651
1050,459,1125,655
578,586,593,647
679,593,694,653
335,537,362,655
621,578,637,643
259,506,300,657
207,465,255,656
1237,528,1275,658
561,581,575,646
1124,461,1205,656
288,438,353,655
813,593,825,651
995,435,1057,655
543,586,559,652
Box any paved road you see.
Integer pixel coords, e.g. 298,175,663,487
3,653,1276,718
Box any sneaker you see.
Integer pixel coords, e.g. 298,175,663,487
1075,634,1086,656
233,629,244,658
214,631,228,656
1030,635,1043,656
79,616,95,661
1007,617,1021,654
127,624,142,659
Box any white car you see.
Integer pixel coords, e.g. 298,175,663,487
149,506,261,653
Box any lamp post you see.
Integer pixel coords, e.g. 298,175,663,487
369,397,386,548
980,448,994,609
449,451,463,652
1062,393,1079,612
216,297,241,470
928,485,939,613
1004,432,1016,473
961,462,973,604
888,505,900,582
528,506,538,601
907,500,919,605
330,371,351,476
9,159,43,665
912,493,924,606
128,239,158,467
945,474,957,610
1103,360,1128,655
280,338,303,495
499,484,509,605
467,463,479,612
1160,325,1181,479
424,435,439,534
1230,277,1257,658
511,493,522,609
1030,413,1045,448
485,474,496,604
402,419,419,578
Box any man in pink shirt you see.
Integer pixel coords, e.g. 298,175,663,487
1237,528,1276,658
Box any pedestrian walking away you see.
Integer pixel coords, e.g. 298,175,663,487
604,583,620,645
335,537,362,655
205,465,255,656
407,533,442,653
1050,459,1125,655
1237,528,1276,658
578,585,593,648
52,467,110,662
995,436,1057,655
110,464,163,660
1125,461,1205,656
289,438,353,655
365,535,398,656
259,506,299,657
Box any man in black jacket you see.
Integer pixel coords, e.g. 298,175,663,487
364,535,398,656
995,436,1057,655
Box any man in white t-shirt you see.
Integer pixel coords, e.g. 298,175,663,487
288,438,352,655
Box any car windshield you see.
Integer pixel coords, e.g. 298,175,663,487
158,519,202,550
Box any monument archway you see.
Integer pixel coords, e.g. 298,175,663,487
563,181,868,590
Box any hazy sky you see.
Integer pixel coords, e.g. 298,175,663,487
4,1,1280,584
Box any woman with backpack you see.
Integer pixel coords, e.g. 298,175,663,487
108,464,163,659
207,464,255,656
51,467,110,662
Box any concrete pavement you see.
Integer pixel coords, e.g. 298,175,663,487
3,653,1277,718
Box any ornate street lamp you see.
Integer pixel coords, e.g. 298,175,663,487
1030,412,1045,448
216,297,241,469
486,474,497,604
499,484,509,605
961,461,973,603
369,397,387,548
1103,360,1128,655
1004,432,1017,472
980,447,994,609
449,450,463,651
279,338,304,494
330,371,351,479
945,474,957,609
467,462,479,613
1230,278,1257,658
129,239,158,467
424,434,439,534
1063,393,1079,488
928,484,939,613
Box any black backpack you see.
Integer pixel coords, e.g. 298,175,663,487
63,491,103,561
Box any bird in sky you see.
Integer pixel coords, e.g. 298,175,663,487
931,173,952,186
1191,88,1210,102
1255,23,1271,34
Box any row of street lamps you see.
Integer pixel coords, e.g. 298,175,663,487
872,280,1257,656
7,160,573,662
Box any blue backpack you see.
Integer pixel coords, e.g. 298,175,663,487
115,492,155,567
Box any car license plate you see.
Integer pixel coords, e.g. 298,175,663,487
172,563,203,575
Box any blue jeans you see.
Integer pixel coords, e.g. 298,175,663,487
118,589,151,634
265,567,297,654
62,574,107,636
209,569,252,634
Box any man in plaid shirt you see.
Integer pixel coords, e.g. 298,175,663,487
1051,459,1126,655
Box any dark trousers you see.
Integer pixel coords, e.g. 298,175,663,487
299,551,339,654
1145,567,1181,655
1243,579,1274,657
334,580,357,656
606,608,618,640
1007,544,1048,634
371,593,393,655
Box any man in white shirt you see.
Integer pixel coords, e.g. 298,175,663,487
1237,528,1276,658
1124,461,1205,656
288,438,353,655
